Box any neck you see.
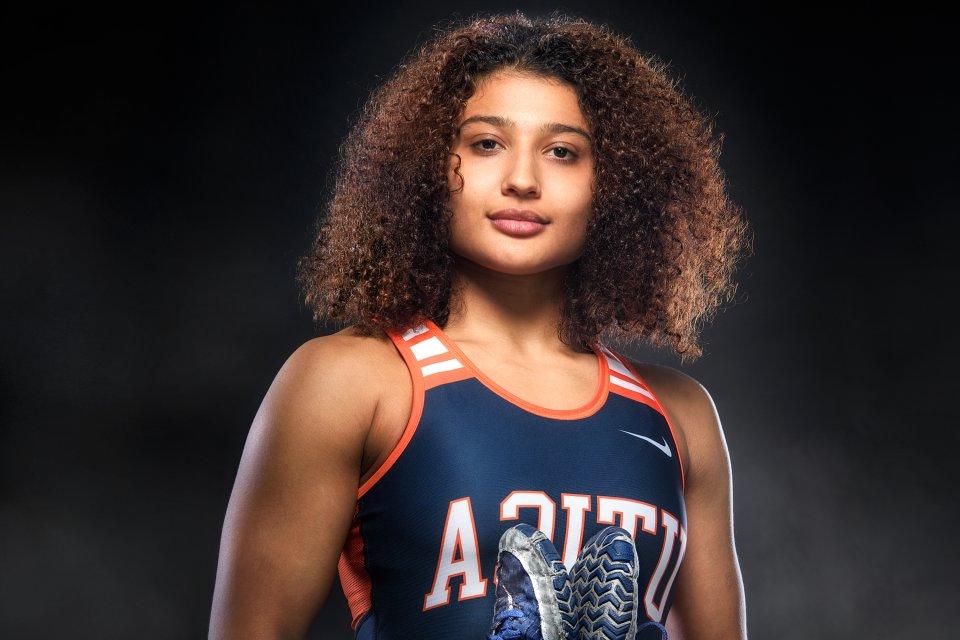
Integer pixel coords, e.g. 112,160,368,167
443,254,576,354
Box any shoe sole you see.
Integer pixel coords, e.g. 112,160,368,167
570,526,640,640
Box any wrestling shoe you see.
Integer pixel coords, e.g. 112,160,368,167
635,620,669,640
570,525,655,640
487,523,576,640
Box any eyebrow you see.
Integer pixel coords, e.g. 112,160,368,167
457,114,592,144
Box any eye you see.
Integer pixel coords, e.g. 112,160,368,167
469,139,580,162
549,146,578,161
470,139,502,152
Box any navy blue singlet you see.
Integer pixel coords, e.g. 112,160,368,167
337,319,687,638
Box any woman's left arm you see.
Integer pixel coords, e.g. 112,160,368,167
637,363,748,640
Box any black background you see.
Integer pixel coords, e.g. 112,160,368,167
2,2,958,638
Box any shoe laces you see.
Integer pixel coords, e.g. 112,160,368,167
487,607,527,640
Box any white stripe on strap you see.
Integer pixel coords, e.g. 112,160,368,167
421,358,465,377
410,336,448,361
604,354,639,383
609,374,656,401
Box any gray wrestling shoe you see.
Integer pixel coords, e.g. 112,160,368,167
486,524,576,640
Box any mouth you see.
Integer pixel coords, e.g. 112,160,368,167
487,208,549,224
486,209,549,237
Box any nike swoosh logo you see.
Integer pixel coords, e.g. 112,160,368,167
620,430,672,457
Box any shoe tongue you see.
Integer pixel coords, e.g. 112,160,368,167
492,552,542,638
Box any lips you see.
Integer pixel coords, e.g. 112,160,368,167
487,209,549,237
488,209,548,224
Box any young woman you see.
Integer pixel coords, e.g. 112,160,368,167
210,12,750,640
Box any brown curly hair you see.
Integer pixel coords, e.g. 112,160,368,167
297,10,751,360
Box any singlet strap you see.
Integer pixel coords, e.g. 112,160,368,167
356,321,466,500
384,321,475,391
598,343,686,491
598,343,664,412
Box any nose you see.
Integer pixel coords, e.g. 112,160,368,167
501,148,541,199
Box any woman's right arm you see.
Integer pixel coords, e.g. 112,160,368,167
209,335,378,639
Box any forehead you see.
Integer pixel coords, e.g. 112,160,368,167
459,70,589,130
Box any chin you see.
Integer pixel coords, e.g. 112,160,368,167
456,251,572,277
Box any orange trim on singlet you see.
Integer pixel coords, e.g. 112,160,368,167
606,350,687,492
337,504,372,629
423,319,610,421
356,326,427,500
420,365,474,390
607,369,663,413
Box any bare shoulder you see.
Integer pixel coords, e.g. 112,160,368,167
325,324,412,410
628,362,719,426
263,326,406,444
278,326,412,480
289,324,406,386
622,359,728,485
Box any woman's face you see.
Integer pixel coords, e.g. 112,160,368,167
447,70,595,276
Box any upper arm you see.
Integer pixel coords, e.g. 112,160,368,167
209,336,378,640
636,364,748,640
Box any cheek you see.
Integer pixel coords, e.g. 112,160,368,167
447,154,474,201
549,186,593,251
453,153,492,186
445,157,477,251
558,169,594,209
557,172,595,248
447,155,494,214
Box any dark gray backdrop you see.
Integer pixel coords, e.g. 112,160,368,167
2,2,957,638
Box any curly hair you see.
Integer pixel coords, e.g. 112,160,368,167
297,10,751,360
